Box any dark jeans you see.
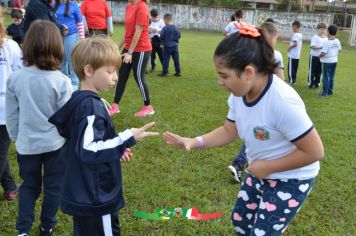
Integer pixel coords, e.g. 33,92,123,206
308,55,322,87
114,49,151,106
87,28,108,37
150,36,163,70
288,58,299,84
16,147,67,234
163,45,181,75
0,125,16,192
322,62,337,95
73,211,120,236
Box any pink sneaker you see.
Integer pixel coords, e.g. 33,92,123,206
108,103,120,116
134,105,155,117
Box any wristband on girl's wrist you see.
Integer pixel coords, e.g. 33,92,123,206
195,136,204,149
128,50,133,55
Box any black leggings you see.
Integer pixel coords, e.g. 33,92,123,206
114,50,151,106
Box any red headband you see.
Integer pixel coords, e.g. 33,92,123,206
237,22,261,38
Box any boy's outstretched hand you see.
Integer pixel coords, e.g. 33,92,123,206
163,131,196,151
130,122,160,142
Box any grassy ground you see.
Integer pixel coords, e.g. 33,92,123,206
0,21,355,235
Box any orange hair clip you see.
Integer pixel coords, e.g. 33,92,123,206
236,22,261,38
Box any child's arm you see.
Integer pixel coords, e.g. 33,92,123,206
310,45,322,49
163,120,238,151
122,25,144,63
5,77,19,141
78,118,158,164
247,128,323,179
73,4,85,39
319,40,328,58
288,41,297,51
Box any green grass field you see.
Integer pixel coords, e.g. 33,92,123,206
0,21,355,235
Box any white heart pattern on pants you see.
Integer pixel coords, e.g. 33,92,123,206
284,209,291,214
246,213,253,220
299,183,309,193
235,226,245,234
277,191,292,201
254,228,266,236
238,190,249,201
273,224,284,231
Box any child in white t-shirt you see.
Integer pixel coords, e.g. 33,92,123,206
0,14,22,201
285,20,303,85
308,22,327,88
319,24,341,96
149,9,165,72
164,23,324,235
223,9,243,36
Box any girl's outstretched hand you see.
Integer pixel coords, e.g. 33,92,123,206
130,122,160,142
163,131,196,151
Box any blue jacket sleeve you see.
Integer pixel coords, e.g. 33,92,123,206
76,115,136,164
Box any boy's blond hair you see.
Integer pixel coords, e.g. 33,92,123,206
71,36,121,81
317,22,327,29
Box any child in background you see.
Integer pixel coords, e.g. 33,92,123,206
286,20,303,85
308,22,327,89
260,22,285,80
159,14,181,77
6,20,73,236
227,21,285,182
149,9,165,73
49,37,159,235
223,9,243,36
6,8,25,46
319,24,341,96
0,12,22,201
54,0,85,91
163,23,323,235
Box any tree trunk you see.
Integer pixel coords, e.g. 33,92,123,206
287,0,292,12
309,0,315,12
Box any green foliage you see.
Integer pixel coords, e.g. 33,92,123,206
1,21,355,235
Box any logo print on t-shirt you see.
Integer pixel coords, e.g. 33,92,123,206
253,127,270,140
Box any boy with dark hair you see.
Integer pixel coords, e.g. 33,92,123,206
7,8,25,45
149,9,165,73
319,24,341,96
159,13,181,77
286,20,303,85
308,22,327,88
49,37,159,235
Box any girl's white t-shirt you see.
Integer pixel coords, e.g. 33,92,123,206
227,74,320,180
224,21,240,36
0,38,23,124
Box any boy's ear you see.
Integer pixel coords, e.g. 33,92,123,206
84,65,94,77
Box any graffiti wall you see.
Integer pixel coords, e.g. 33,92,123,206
350,16,356,46
108,1,355,44
254,11,333,40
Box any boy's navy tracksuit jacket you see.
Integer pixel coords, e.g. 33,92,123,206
49,90,136,216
